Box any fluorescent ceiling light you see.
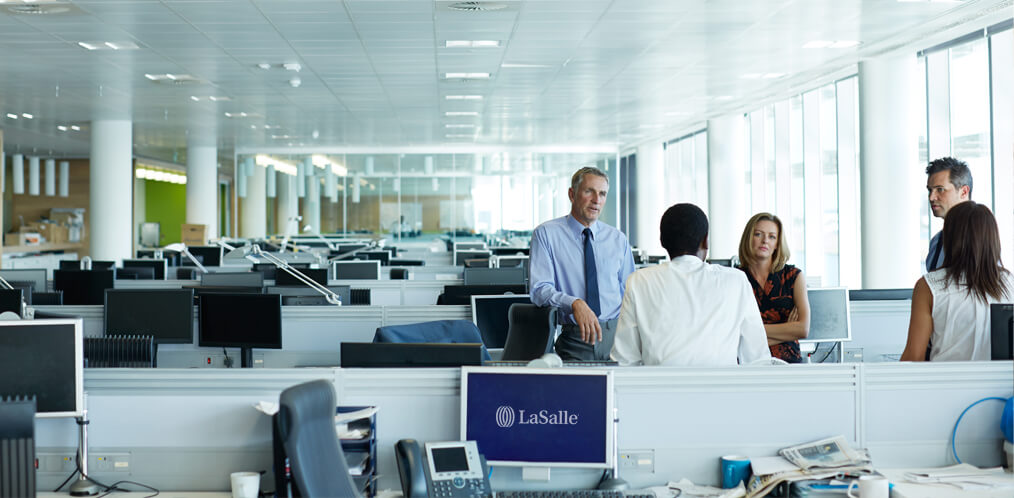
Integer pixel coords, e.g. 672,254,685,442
70,125,81,131
5,113,17,119
57,125,68,131
804,40,860,49
144,73,195,81
78,42,100,50
190,96,200,102
445,111,479,116
224,112,254,118
255,155,298,176
79,41,139,51
445,40,500,48
446,95,483,100
501,63,553,68
208,96,230,101
104,41,139,50
444,72,490,79
445,124,476,128
829,40,860,48
21,113,32,119
311,154,349,176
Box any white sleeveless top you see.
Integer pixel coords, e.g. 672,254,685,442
924,269,1014,361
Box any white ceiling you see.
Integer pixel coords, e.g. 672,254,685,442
0,0,1008,168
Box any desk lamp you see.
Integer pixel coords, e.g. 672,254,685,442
250,246,342,305
278,215,302,254
163,243,208,274
327,239,380,262
303,224,337,251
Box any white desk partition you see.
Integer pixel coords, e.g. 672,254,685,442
32,362,1012,493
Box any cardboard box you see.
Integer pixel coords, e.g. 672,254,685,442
34,223,68,244
181,224,207,246
5,231,41,246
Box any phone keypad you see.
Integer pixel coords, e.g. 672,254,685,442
433,478,491,497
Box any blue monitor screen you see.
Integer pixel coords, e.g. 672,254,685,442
461,368,613,468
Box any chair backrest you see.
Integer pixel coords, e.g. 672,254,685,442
275,380,360,498
502,304,558,361
374,319,491,361
389,268,409,280
0,396,36,498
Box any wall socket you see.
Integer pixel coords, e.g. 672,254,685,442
90,453,131,473
618,449,654,472
37,452,77,473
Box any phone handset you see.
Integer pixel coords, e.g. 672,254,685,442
395,439,492,498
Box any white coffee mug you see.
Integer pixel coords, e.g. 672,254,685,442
230,471,260,498
846,475,888,498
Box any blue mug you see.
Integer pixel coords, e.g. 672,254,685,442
720,455,751,489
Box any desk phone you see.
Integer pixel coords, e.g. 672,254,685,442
396,439,492,498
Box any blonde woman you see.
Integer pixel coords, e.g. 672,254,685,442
736,213,810,363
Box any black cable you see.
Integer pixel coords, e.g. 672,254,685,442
52,465,79,492
97,479,160,498
223,346,234,368
818,341,839,363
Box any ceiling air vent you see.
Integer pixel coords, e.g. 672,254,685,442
446,2,510,12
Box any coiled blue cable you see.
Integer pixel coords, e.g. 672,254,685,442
950,396,1007,464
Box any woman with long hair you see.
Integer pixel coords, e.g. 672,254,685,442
736,213,810,363
901,202,1013,361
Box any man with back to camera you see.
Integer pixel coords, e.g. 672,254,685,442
925,157,972,272
530,167,635,361
611,203,770,366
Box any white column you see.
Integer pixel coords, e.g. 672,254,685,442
28,156,40,195
634,141,666,254
44,159,55,196
185,138,218,240
707,114,748,260
240,160,267,238
276,174,293,235
301,176,321,234
859,56,922,288
89,119,133,261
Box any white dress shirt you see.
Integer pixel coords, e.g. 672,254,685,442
924,268,1014,361
611,255,771,366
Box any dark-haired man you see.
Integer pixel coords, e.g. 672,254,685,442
530,167,635,361
611,203,769,366
925,157,972,272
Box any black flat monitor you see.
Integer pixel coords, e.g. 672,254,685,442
7,282,33,306
0,319,83,417
116,267,155,280
186,286,264,301
201,271,265,288
199,293,282,367
991,303,1013,361
336,243,368,254
0,269,46,293
340,342,484,368
333,260,381,280
707,258,733,267
454,242,486,251
360,250,392,266
104,289,196,344
123,259,168,280
390,259,425,266
490,247,530,256
59,260,81,270
0,288,24,317
53,269,115,305
91,261,115,270
266,285,351,306
471,295,532,349
455,250,491,266
184,246,223,267
275,268,328,287
439,284,527,306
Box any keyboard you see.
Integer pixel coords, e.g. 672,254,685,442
486,360,619,367
495,491,654,498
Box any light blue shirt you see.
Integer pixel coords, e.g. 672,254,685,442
529,215,635,324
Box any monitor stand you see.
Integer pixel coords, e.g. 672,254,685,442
69,409,100,496
241,347,254,368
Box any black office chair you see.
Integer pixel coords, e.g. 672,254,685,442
275,380,361,498
502,304,558,361
0,396,36,497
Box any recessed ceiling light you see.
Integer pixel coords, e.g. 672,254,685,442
250,125,257,129
190,96,200,102
21,113,33,119
446,95,483,100
57,125,67,131
444,72,490,79
5,113,17,119
445,111,479,116
283,62,301,72
104,41,139,50
257,63,271,70
445,40,500,48
224,112,252,118
78,41,139,51
70,125,80,131
271,135,295,139
445,124,476,128
208,96,231,101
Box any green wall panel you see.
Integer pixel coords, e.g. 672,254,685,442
144,180,186,245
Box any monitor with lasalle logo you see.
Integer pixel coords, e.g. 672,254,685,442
460,367,614,468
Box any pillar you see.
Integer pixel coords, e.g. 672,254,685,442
89,119,133,261
240,159,267,238
301,175,321,234
707,114,748,260
859,55,922,288
186,136,218,241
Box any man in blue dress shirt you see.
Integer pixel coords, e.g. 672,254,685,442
530,167,636,360
925,157,972,273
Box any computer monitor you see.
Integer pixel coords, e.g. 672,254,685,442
340,343,484,368
275,268,328,287
7,282,32,306
460,368,614,469
253,263,278,280
115,267,155,280
201,271,265,288
184,246,223,267
454,242,486,251
471,295,532,348
104,289,195,344
848,289,911,301
335,243,368,255
360,250,391,266
0,288,24,316
199,293,282,367
123,259,168,280
707,258,733,267
59,260,81,270
333,260,381,280
53,269,115,305
266,285,351,306
0,319,83,418
0,269,46,293
455,250,491,266
990,303,1013,361
439,285,527,306
490,247,530,256
800,287,852,343
463,267,526,286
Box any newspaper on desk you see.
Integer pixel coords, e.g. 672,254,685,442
746,436,873,498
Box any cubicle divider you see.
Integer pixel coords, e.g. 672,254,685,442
33,362,1012,493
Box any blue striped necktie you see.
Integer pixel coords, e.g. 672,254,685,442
583,228,600,316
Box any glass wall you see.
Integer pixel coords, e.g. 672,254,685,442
662,131,708,216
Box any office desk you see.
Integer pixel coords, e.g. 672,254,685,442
881,468,1014,498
